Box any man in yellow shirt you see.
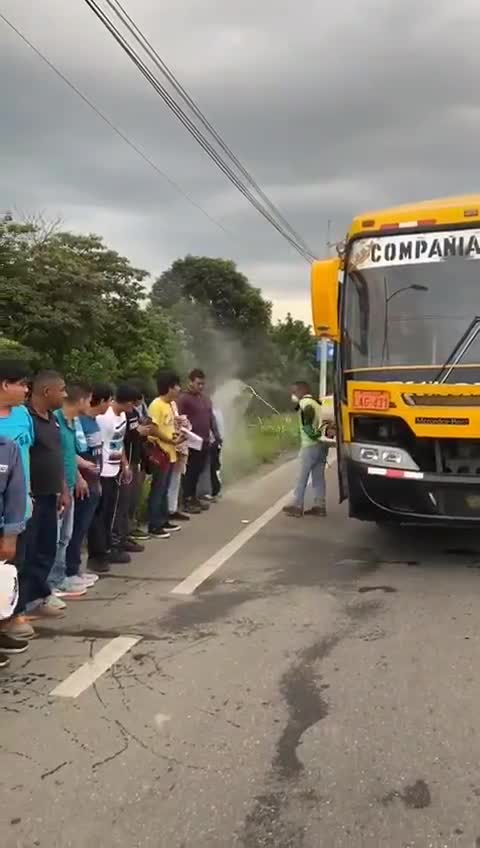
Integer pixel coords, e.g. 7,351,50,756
147,371,183,539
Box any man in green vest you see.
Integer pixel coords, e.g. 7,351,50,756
283,381,328,518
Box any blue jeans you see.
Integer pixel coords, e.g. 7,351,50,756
66,487,101,577
148,465,173,531
292,443,328,509
49,490,75,590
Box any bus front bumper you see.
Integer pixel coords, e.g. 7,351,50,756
348,460,480,525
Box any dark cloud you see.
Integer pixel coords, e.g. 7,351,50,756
1,0,479,321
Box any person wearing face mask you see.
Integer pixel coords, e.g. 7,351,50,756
283,381,328,518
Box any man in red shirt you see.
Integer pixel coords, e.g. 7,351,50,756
177,369,221,514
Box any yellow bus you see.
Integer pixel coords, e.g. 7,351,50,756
311,195,480,525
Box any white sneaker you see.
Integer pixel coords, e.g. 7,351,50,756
47,594,67,610
54,579,87,598
27,595,66,615
80,573,99,587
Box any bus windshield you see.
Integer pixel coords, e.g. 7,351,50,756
343,229,480,371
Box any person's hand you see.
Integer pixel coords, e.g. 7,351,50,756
82,460,100,476
75,475,89,500
0,535,17,562
121,465,133,485
137,423,153,437
57,489,72,515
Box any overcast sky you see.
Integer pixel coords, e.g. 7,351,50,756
2,0,479,323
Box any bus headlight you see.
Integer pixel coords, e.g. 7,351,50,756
349,443,419,471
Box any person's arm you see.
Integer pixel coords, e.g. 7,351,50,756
120,449,133,484
58,478,72,513
211,407,222,444
0,442,26,561
77,455,98,472
75,469,89,499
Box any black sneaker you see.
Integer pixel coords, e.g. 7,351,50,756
129,528,150,541
194,498,210,512
108,550,132,564
169,511,190,522
148,528,171,539
0,653,10,669
123,540,145,553
164,522,181,533
0,633,29,654
183,500,202,515
87,557,111,574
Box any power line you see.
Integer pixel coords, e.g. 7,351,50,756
85,0,314,261
105,0,316,258
0,11,234,239
83,0,317,262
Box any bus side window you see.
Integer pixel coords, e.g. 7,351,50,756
345,273,369,362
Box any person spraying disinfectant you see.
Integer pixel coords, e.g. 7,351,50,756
283,381,328,518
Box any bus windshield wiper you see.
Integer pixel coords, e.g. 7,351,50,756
434,316,480,383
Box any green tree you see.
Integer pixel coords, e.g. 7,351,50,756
0,220,149,380
151,255,273,381
270,313,316,375
151,255,272,332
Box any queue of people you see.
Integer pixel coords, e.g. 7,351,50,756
0,361,222,669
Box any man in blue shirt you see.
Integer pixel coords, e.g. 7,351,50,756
0,359,34,644
48,382,93,597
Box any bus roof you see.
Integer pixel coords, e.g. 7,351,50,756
349,194,480,238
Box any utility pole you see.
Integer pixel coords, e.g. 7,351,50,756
318,219,331,400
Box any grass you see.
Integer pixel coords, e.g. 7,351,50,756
221,413,298,483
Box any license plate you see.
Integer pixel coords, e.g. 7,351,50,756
353,390,390,411
466,495,480,509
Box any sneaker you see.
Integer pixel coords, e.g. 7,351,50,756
1,615,36,640
108,550,131,564
0,653,10,669
87,557,111,574
148,528,171,540
282,505,303,518
46,594,67,610
202,495,217,503
304,505,327,517
183,500,202,515
27,599,65,620
164,522,181,533
80,572,99,587
0,633,29,654
122,540,145,554
169,511,190,522
54,578,87,599
193,498,209,512
129,528,150,541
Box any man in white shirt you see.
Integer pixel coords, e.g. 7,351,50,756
87,384,138,573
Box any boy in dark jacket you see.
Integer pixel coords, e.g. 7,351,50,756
0,436,27,667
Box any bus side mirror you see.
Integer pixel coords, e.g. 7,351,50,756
311,258,340,341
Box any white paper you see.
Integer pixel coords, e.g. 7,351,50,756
181,428,203,451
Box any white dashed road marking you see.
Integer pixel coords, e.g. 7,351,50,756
50,635,142,698
171,490,293,595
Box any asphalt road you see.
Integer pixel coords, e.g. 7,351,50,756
2,459,480,848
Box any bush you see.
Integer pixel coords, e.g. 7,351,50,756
221,414,298,483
